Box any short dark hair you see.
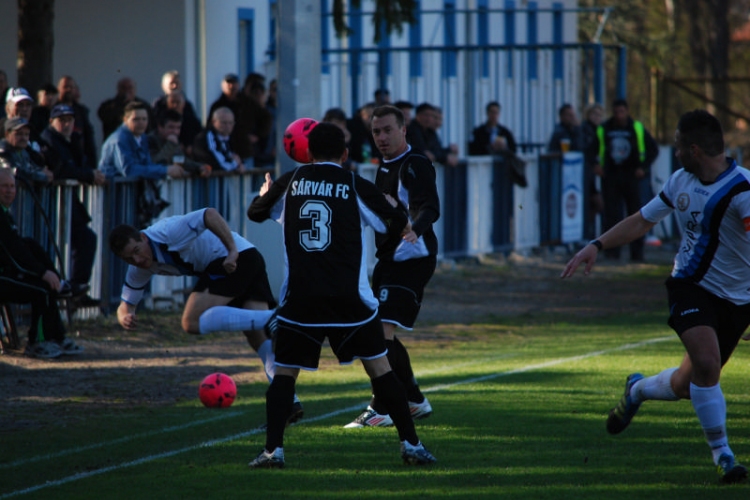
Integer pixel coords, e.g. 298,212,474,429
158,109,182,128
374,88,390,98
371,105,405,128
157,109,182,127
394,100,414,111
123,101,149,117
558,103,573,116
307,122,346,161
677,109,725,156
612,98,629,109
415,102,435,115
39,83,58,95
109,224,141,255
486,101,501,113
322,107,347,122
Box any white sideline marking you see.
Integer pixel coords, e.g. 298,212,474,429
0,335,674,499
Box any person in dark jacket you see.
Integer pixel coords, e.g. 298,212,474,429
42,104,105,303
0,167,83,358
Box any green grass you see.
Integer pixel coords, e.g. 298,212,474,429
2,312,750,498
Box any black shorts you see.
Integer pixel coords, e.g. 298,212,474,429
273,314,387,370
666,277,750,365
193,248,276,308
372,256,436,329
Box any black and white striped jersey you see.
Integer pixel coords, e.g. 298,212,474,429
247,162,408,325
374,145,440,261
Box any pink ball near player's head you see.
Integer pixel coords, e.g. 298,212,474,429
283,118,318,163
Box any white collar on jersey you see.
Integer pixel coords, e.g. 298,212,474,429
382,144,412,164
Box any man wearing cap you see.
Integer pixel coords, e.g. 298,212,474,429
3,87,57,166
0,167,84,358
58,75,98,169
0,117,53,184
42,104,106,304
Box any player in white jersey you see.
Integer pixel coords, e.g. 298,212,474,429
561,110,749,484
109,208,303,423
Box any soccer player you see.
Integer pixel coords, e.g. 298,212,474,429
345,104,440,428
561,109,749,484
246,122,436,468
109,208,303,423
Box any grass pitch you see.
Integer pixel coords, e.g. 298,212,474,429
1,265,749,499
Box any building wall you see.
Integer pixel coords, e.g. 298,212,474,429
0,0,274,150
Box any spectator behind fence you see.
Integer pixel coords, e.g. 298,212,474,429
30,83,59,133
148,109,210,178
58,76,98,169
192,107,245,173
468,101,517,156
99,101,185,180
97,77,153,140
0,117,53,184
41,104,105,305
374,88,391,105
407,103,456,166
322,107,355,171
581,103,605,238
153,71,202,150
547,103,584,153
431,107,459,167
591,99,659,262
100,101,186,228
241,78,273,166
4,87,52,159
347,102,378,164
0,167,84,359
394,100,414,127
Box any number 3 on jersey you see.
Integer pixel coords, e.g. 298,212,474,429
299,200,332,251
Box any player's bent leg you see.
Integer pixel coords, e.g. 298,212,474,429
182,291,233,333
194,304,275,335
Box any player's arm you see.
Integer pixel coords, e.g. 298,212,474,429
247,171,293,223
202,207,239,273
355,175,409,237
404,158,440,238
561,211,656,278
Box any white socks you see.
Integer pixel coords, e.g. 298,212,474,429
631,367,679,404
691,382,731,464
256,338,275,381
198,306,274,335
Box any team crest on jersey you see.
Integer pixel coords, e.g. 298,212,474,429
677,193,690,211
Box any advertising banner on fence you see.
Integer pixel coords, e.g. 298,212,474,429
561,152,584,243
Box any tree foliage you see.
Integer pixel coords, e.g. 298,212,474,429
578,0,750,141
332,0,417,43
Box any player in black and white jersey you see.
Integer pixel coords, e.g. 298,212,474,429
562,110,749,484
345,104,440,428
245,122,436,468
109,208,303,423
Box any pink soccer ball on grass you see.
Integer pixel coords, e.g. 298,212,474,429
199,372,237,408
283,118,318,163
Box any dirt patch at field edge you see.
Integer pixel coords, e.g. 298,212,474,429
0,248,673,430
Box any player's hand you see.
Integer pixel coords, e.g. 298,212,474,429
223,249,239,274
260,172,273,196
560,244,599,278
199,164,212,178
41,270,61,292
401,221,417,243
92,170,107,185
117,302,137,330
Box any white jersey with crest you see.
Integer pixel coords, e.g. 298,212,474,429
640,158,750,305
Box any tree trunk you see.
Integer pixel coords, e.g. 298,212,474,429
709,0,730,128
17,0,55,92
